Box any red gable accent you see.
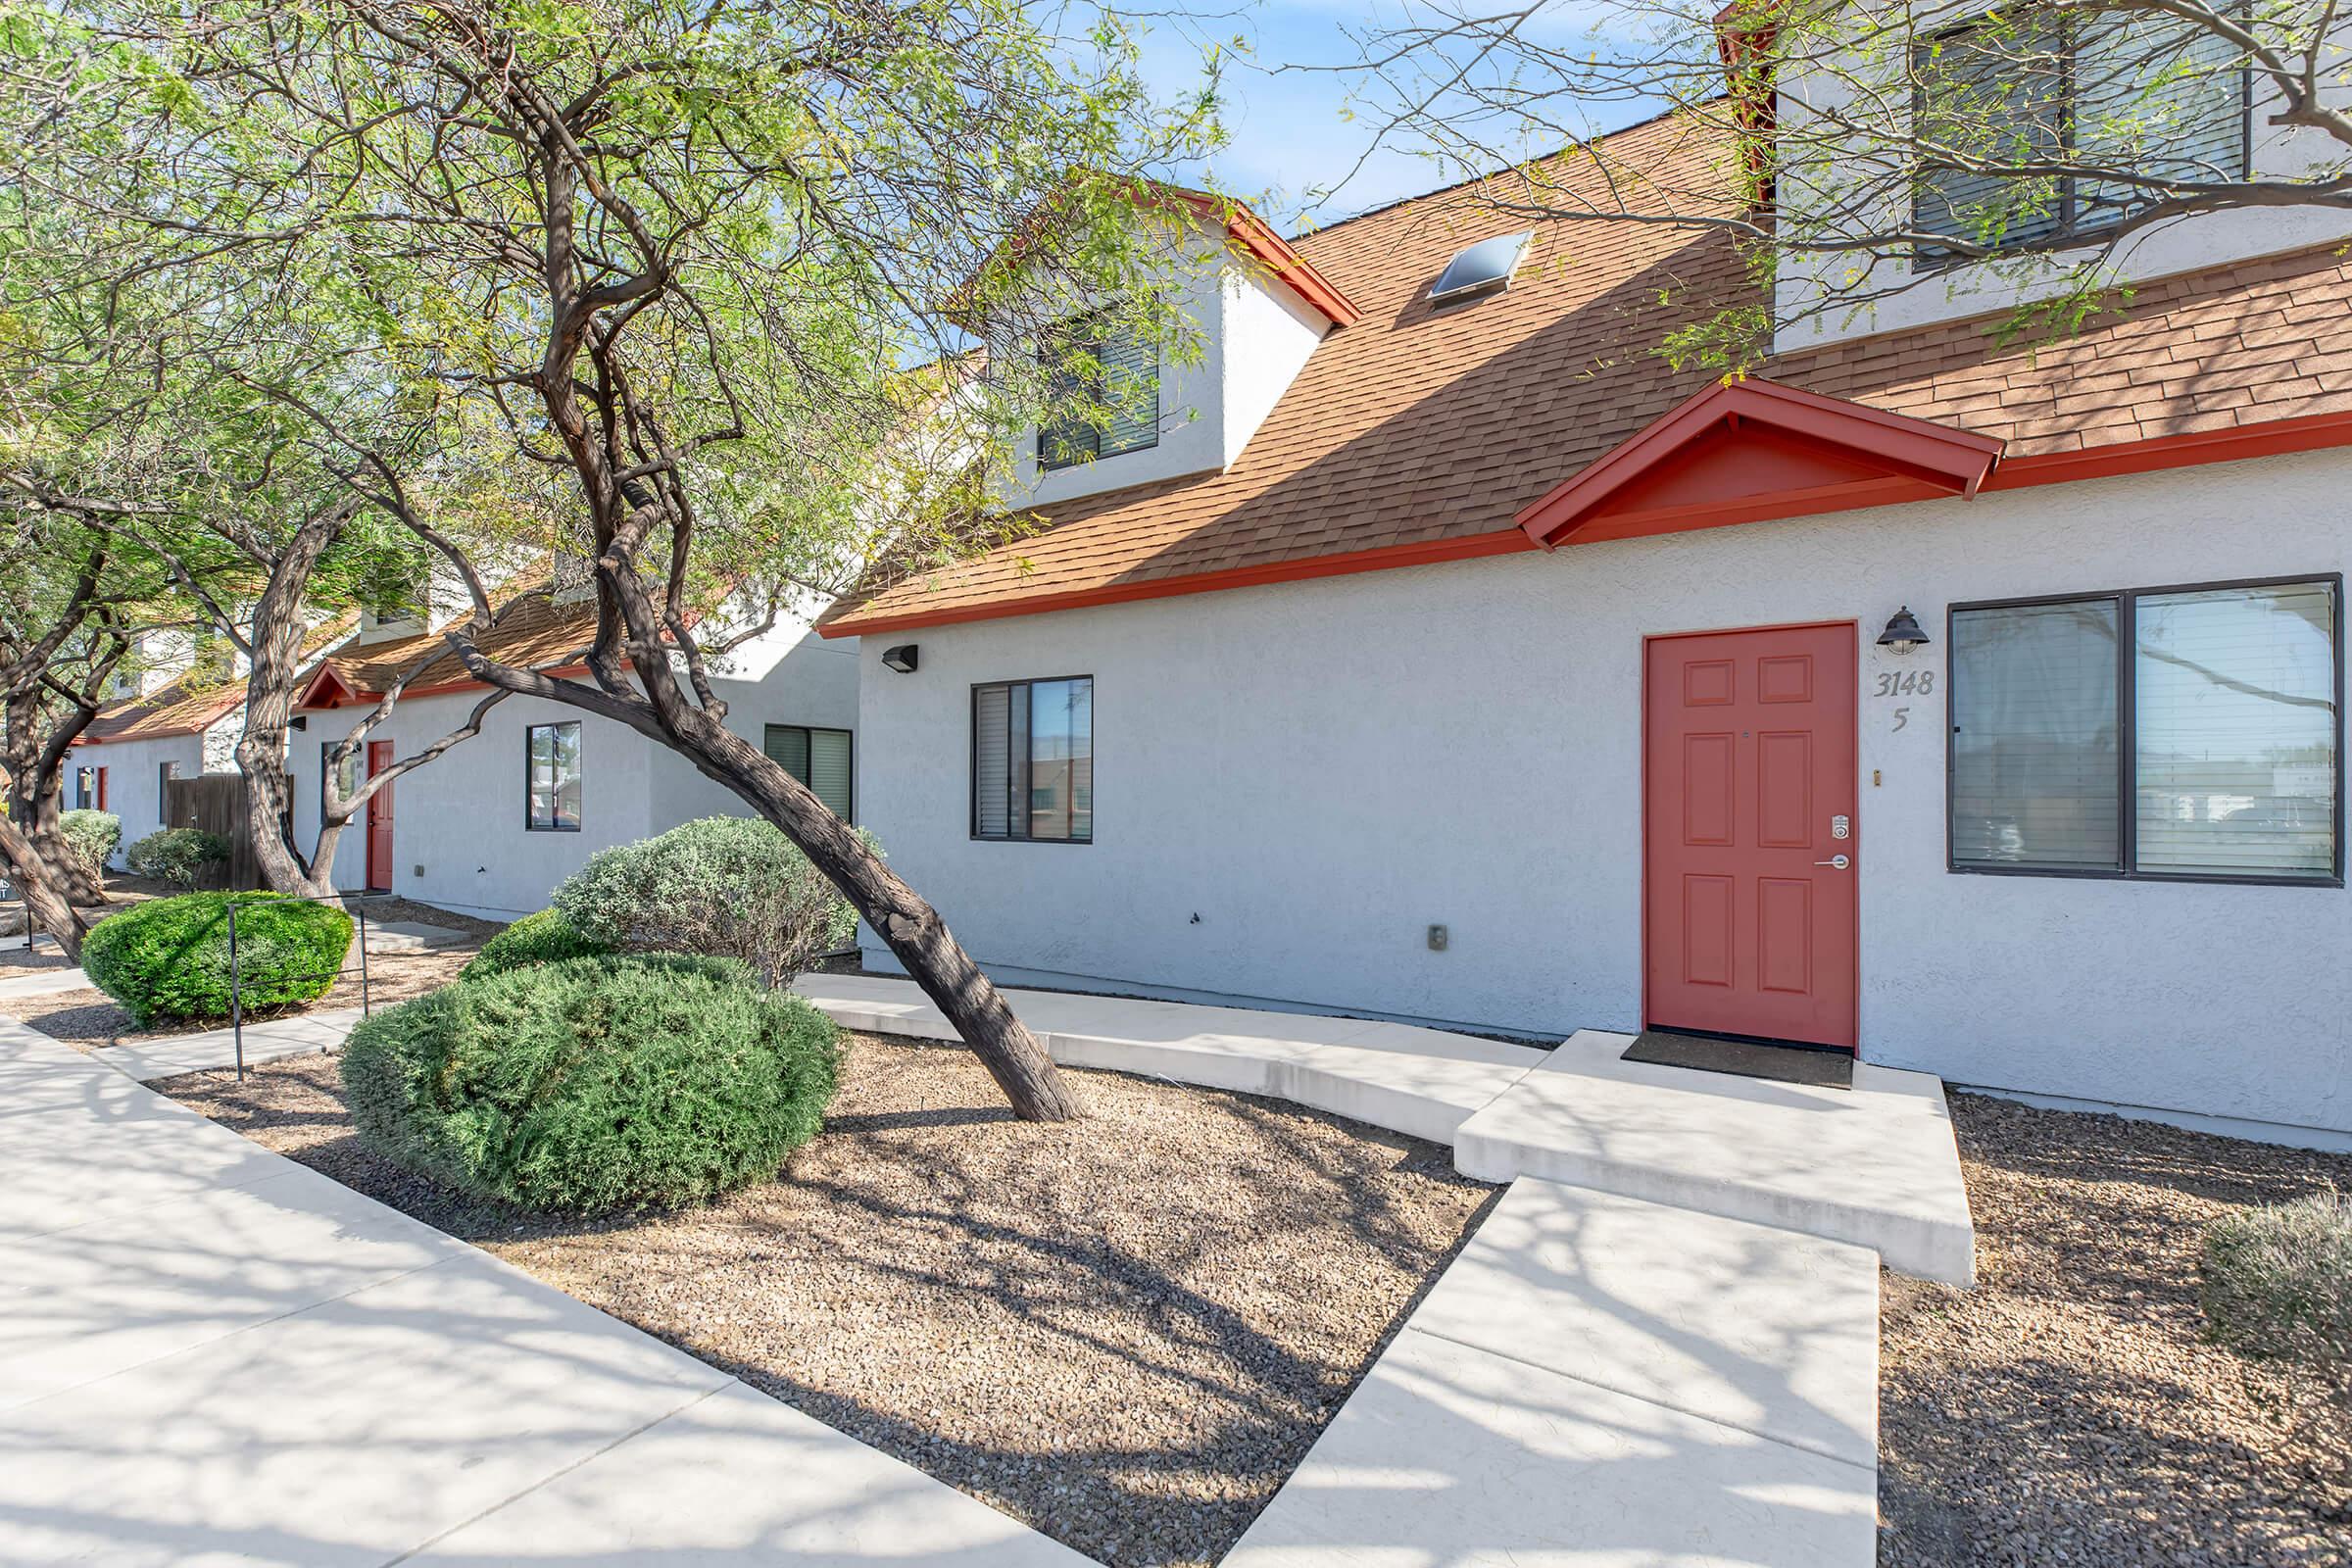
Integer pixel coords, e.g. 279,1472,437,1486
297,664,364,710
1516,378,2005,549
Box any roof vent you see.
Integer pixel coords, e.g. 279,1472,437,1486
1429,230,1533,303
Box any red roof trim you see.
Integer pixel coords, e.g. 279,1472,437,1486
297,663,363,710
821,404,2352,637
1219,205,1365,328
1515,377,2005,548
820,528,1535,637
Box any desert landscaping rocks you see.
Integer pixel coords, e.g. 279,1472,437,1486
1879,1094,2351,1567
160,1030,1496,1568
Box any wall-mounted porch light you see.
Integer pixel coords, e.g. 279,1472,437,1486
1877,607,1930,655
881,644,919,674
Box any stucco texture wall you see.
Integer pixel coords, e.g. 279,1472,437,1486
855,447,2352,1144
74,733,207,862
292,632,861,919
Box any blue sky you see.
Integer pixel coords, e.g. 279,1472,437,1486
1126,1,1659,235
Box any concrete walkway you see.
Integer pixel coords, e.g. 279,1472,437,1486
90,1006,368,1082
0,1017,1080,1567
8,974,1969,1565
1227,1180,1881,1566
795,973,1975,1284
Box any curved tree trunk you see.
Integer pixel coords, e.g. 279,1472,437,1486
665,710,1081,1120
235,500,352,900
0,812,91,961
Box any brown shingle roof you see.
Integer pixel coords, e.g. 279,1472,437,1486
826,112,1745,630
83,618,356,745
825,114,2352,633
304,585,598,705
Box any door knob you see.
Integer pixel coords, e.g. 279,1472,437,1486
1814,855,1850,870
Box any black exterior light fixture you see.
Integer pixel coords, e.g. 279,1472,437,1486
1878,607,1931,655
881,644,919,674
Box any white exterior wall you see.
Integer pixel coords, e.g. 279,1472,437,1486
999,234,1331,510
291,631,861,919
74,732,207,863
856,447,2352,1147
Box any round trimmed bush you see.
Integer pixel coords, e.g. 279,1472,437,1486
60,808,122,877
461,907,612,980
81,892,353,1026
553,814,865,986
341,954,841,1214
122,827,231,890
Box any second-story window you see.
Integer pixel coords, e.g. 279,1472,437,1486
1038,318,1158,471
1911,11,2248,265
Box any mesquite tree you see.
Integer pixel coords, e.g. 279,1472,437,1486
1314,0,2352,359
35,0,1223,1118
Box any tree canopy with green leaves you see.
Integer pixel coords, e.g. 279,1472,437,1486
4,0,1226,1115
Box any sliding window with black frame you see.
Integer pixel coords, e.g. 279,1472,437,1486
972,676,1093,843
763,724,854,819
1948,575,2344,884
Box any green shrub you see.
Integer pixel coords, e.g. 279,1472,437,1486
462,907,612,980
122,827,232,890
341,954,840,1214
60,809,122,878
553,814,865,986
2203,1192,2352,1376
80,892,353,1026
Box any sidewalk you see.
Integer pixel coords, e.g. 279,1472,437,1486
0,1016,1081,1567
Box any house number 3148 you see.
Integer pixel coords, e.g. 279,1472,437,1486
1874,670,1935,697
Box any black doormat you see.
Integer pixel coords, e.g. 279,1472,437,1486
1622,1030,1854,1090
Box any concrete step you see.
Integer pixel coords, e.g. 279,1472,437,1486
1455,1030,1977,1285
797,973,1547,1144
1226,1178,1881,1568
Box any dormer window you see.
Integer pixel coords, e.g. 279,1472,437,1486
1429,231,1533,303
1911,11,2248,266
1037,317,1159,471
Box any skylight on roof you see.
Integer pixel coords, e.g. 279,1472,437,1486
1429,231,1533,302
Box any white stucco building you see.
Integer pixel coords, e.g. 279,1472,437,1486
823,109,2352,1150
81,584,859,919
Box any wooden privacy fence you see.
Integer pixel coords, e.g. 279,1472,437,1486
162,773,292,891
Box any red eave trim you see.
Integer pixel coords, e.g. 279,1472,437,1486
822,404,2352,638
1982,406,2352,490
820,528,1535,637
297,664,363,710
1222,207,1364,328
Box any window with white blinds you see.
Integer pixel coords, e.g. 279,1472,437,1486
763,724,854,820
525,722,582,832
1037,318,1158,471
972,676,1093,842
1952,597,2122,870
2135,583,2337,877
1950,578,2341,882
1912,10,2249,264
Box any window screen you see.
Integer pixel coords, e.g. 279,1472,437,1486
525,721,582,831
1913,11,2249,263
1038,320,1158,471
1950,578,2340,882
973,677,1093,842
1951,597,2122,870
763,725,854,819
2134,582,2338,878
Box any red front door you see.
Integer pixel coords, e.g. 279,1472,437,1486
365,740,395,892
1643,622,1858,1050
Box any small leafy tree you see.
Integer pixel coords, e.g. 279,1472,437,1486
25,0,1227,1119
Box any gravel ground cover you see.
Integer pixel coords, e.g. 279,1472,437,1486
1880,1093,2351,1568
21,898,488,1051
156,1030,1497,1567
